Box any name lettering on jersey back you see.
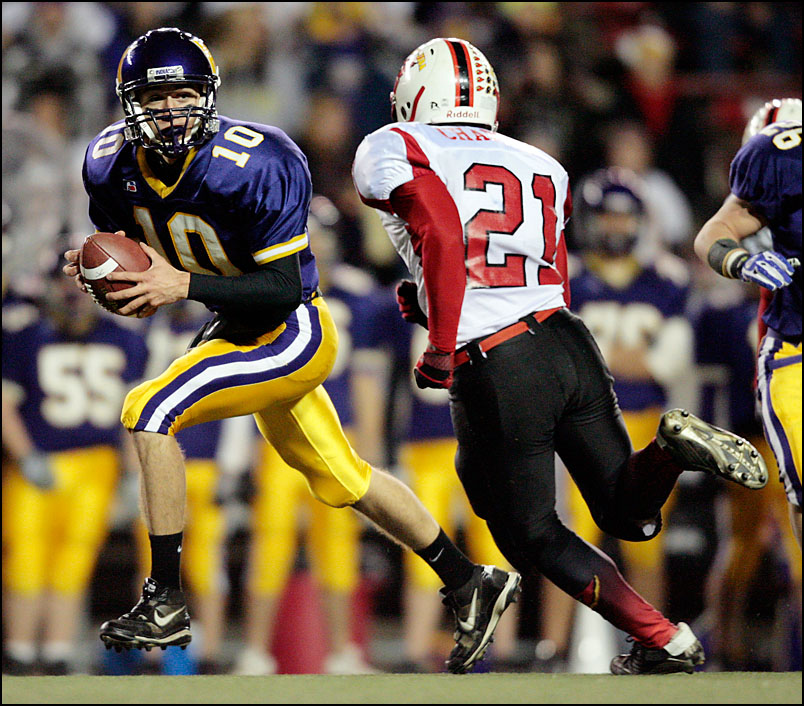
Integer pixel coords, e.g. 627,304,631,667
435,126,491,141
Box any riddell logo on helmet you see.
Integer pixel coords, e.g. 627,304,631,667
445,109,480,119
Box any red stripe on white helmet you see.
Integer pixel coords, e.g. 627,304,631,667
390,37,499,131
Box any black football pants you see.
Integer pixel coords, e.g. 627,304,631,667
450,308,659,597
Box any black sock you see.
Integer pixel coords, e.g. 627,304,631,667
414,528,475,591
149,532,183,590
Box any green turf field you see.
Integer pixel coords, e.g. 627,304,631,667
2,672,801,704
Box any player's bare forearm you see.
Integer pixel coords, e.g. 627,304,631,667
693,194,764,265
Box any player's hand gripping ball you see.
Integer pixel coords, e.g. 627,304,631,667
79,232,155,317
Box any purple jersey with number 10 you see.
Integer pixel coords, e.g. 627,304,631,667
82,116,319,307
730,121,802,339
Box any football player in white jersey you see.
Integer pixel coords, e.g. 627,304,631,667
352,37,769,675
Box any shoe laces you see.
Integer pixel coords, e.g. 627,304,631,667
624,638,651,669
123,579,161,619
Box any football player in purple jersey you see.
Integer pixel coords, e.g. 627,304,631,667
353,36,769,675
694,286,801,670
2,266,149,675
61,27,519,673
694,98,802,548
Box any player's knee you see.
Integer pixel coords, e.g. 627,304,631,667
594,510,662,543
120,381,151,430
490,509,571,569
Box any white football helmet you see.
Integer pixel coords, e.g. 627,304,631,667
390,38,500,131
742,97,802,145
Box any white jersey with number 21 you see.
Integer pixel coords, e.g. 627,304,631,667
353,122,570,346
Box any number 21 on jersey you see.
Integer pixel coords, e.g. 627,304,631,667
462,163,560,289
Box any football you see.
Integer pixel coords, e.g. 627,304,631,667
79,232,152,316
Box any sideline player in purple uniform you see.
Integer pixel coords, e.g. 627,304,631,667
61,28,518,673
569,168,692,609
532,168,694,667
378,296,520,672
694,98,802,547
2,269,148,675
233,198,383,676
694,289,801,670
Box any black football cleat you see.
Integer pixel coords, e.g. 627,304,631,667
656,409,767,489
100,578,191,652
610,622,705,675
440,565,522,674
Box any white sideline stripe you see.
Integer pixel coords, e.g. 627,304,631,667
144,304,314,432
80,257,119,280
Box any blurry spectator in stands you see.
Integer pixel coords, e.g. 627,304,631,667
2,1,111,131
500,38,579,147
2,262,149,675
300,3,391,147
612,23,709,218
603,120,694,257
2,68,92,298
296,92,368,271
202,2,308,135
679,3,800,74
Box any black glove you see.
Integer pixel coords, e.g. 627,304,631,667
414,345,453,390
396,280,428,329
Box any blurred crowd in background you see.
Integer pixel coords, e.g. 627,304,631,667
2,1,802,678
